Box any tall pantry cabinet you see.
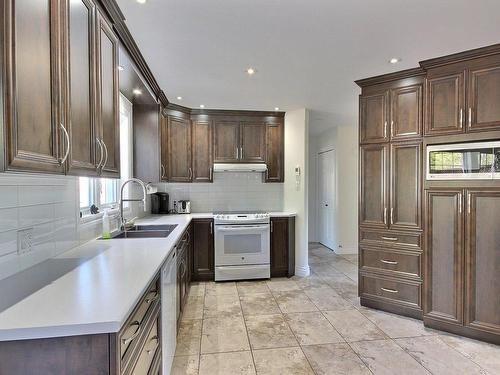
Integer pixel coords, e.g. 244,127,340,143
357,44,500,345
357,69,425,319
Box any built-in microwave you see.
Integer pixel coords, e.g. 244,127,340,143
426,141,500,180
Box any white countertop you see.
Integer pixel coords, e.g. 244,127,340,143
0,212,295,341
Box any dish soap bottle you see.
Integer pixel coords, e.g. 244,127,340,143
102,210,111,239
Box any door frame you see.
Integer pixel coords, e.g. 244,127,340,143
316,148,336,250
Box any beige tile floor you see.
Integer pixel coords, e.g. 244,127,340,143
171,243,500,375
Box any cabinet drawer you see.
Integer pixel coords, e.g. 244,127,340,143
360,228,422,250
129,314,160,375
360,247,421,279
119,277,160,365
360,274,421,309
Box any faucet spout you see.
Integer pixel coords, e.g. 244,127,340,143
119,178,148,230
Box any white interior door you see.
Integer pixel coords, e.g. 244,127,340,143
317,150,336,250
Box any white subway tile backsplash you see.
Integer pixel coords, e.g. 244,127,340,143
0,186,18,209
157,172,284,212
0,208,19,233
0,174,107,281
19,204,55,228
0,231,17,257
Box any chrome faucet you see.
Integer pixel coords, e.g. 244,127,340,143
119,178,148,231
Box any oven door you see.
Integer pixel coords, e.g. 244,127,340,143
215,224,270,266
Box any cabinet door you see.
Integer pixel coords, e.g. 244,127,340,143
468,65,500,132
97,14,119,177
390,142,421,230
360,92,389,144
360,144,389,228
270,218,289,277
167,116,192,182
465,190,500,335
65,0,99,176
160,113,168,181
192,120,213,182
265,122,284,182
4,0,65,173
424,189,464,325
214,121,239,162
390,85,422,140
425,71,465,136
240,122,266,163
192,219,214,281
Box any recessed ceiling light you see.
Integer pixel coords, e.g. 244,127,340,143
199,104,205,108
118,65,124,71
132,89,142,95
274,107,280,111
177,96,183,100
246,67,256,75
389,58,400,64
136,0,147,4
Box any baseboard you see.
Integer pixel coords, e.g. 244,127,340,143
295,264,310,277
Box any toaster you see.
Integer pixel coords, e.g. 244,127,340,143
174,200,191,214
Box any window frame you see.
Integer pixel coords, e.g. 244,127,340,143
80,178,120,217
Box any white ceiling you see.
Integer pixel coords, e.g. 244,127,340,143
117,0,500,134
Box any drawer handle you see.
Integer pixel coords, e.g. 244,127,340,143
380,259,398,265
146,336,159,355
146,291,159,304
380,287,398,294
381,236,398,241
122,321,141,345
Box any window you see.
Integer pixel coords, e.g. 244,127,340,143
79,178,119,215
79,93,133,217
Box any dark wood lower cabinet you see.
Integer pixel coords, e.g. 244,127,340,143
191,219,214,281
423,188,500,345
0,276,161,375
177,227,191,328
270,217,295,278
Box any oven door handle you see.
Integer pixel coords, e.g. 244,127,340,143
216,225,269,231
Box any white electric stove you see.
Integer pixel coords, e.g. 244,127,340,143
213,211,270,281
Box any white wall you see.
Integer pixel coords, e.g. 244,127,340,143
308,125,358,254
156,172,283,213
284,109,310,277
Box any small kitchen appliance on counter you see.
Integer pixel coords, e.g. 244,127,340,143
214,211,270,281
174,200,191,214
151,192,169,214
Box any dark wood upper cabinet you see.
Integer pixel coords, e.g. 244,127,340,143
468,64,500,132
214,121,239,163
3,0,65,173
213,120,266,163
390,141,421,230
359,144,388,228
390,84,422,140
192,119,213,182
97,13,119,178
64,0,99,176
191,219,214,281
425,70,466,136
240,122,266,163
424,189,464,325
464,190,500,336
360,92,389,144
167,116,192,182
265,122,284,182
160,113,168,181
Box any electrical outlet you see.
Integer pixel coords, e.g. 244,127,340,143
17,228,33,255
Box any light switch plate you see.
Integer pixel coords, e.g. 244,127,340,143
17,228,33,255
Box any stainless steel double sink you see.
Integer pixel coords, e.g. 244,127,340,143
100,224,178,239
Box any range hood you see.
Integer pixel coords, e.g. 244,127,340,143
213,163,268,172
